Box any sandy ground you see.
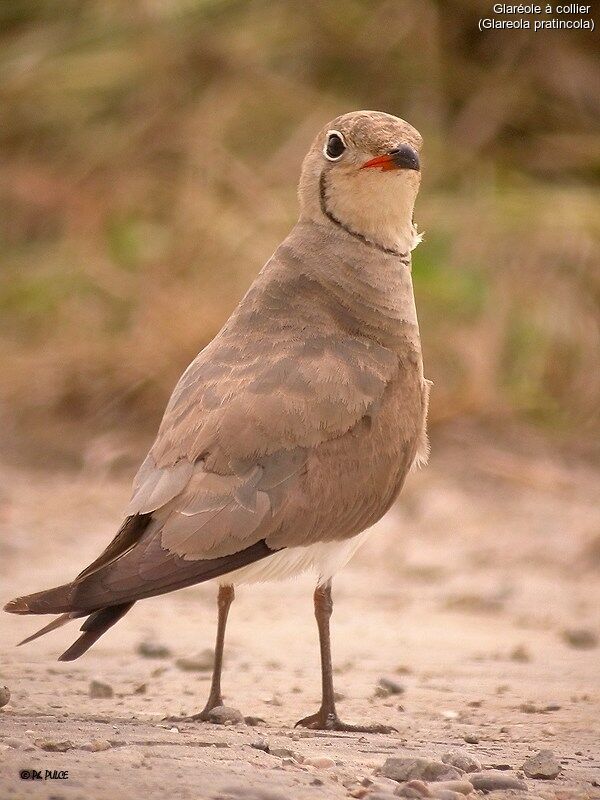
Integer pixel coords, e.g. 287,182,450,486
0,423,599,800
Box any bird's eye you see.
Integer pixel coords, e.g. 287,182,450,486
324,131,346,161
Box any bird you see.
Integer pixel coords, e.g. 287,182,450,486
5,110,430,733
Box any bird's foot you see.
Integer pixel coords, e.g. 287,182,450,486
294,709,397,733
165,697,223,723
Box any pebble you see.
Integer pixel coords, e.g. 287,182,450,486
218,787,289,800
270,747,297,759
441,710,458,720
304,755,335,769
206,705,244,725
463,734,479,744
378,758,463,783
376,677,406,697
519,701,541,714
431,780,474,795
394,779,431,797
250,738,269,752
511,644,531,662
429,790,464,800
5,737,32,750
470,770,527,791
175,648,215,672
521,749,561,779
441,749,481,773
0,686,10,708
137,640,172,658
81,739,112,752
89,679,114,699
562,628,598,649
35,739,74,752
244,715,267,726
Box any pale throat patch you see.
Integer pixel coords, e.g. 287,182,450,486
324,168,422,255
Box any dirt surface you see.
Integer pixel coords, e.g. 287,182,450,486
1,424,599,800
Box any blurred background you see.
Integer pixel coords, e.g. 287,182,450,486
1,7,599,790
1,0,599,468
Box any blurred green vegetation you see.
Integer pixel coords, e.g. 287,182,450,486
1,0,599,461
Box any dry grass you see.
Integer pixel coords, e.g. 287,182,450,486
1,0,599,462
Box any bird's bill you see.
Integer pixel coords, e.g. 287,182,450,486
361,147,420,172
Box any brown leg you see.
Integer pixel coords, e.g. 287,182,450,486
295,580,396,733
193,584,235,720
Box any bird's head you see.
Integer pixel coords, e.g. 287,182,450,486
299,111,423,256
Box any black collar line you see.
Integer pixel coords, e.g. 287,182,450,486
319,172,410,264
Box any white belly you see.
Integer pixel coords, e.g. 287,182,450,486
221,531,370,586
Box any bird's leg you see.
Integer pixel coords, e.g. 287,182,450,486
193,583,234,720
295,580,396,733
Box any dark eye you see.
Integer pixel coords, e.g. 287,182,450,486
324,131,346,161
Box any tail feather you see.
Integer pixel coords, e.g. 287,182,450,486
5,582,75,616
17,612,82,646
58,602,135,662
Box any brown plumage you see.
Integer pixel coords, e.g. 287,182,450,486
6,110,430,731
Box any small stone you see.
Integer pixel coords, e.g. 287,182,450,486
394,779,431,797
562,628,598,649
263,694,283,706
379,758,463,783
431,780,473,795
244,715,267,727
521,749,561,779
519,701,540,714
5,737,28,749
470,770,527,791
441,710,458,720
377,677,406,697
444,592,505,613
250,738,269,752
81,739,112,752
0,686,10,708
463,733,479,744
270,747,296,759
137,640,172,658
429,791,464,800
89,679,114,699
35,739,74,752
511,645,531,662
175,648,214,672
441,750,481,773
206,705,244,725
133,683,147,694
305,755,336,769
